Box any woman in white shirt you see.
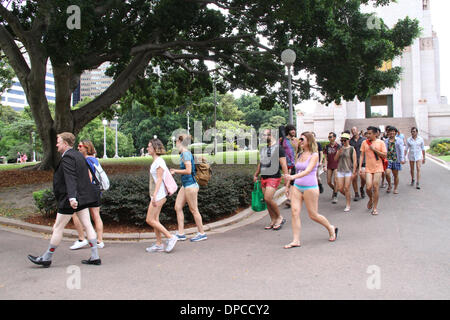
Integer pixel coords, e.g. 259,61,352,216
146,139,178,253
405,127,426,189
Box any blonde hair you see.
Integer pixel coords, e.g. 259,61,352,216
298,131,318,154
177,134,192,147
57,132,76,147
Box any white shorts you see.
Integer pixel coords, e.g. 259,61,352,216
337,171,353,178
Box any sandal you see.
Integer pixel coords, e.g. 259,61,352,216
371,209,379,216
264,224,274,230
367,199,373,210
284,243,301,249
273,218,286,231
329,227,338,242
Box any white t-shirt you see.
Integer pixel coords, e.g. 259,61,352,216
150,157,168,201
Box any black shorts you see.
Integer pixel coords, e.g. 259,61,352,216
58,202,99,215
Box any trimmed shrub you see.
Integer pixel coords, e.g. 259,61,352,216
33,189,57,217
430,138,450,149
33,165,255,227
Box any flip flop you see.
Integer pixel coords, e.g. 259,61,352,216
284,243,301,249
264,224,274,230
329,227,339,242
371,209,379,216
273,218,286,231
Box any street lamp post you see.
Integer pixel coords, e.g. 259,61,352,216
102,119,108,159
187,111,190,134
113,115,119,158
213,81,217,155
281,49,296,125
31,131,36,162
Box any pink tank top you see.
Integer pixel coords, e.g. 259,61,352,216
294,153,318,187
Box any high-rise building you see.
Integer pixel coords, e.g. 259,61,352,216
72,62,114,106
0,56,55,111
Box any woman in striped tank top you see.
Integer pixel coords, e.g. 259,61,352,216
284,132,338,249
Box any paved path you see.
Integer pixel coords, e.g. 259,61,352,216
0,159,449,300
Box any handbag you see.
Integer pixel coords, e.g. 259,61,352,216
251,181,267,212
163,169,178,196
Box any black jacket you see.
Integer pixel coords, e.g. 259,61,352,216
53,148,99,211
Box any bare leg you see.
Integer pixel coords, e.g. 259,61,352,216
185,187,205,234
174,187,187,234
303,189,336,241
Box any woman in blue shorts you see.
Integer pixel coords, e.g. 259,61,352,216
170,134,207,242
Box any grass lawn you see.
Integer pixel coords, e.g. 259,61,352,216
437,155,450,162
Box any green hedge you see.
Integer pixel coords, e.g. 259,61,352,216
430,138,450,149
33,164,255,226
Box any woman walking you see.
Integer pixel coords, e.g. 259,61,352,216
334,132,357,212
70,140,104,250
284,132,338,249
146,139,178,253
170,134,207,242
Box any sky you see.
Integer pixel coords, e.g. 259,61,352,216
430,0,450,98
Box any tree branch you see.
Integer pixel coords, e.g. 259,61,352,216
72,51,154,133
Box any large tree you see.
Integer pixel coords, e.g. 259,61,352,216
0,0,419,170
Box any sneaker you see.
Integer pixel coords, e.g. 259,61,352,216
175,232,187,241
190,232,208,242
353,193,360,202
97,242,105,249
70,239,89,250
146,244,164,253
332,194,338,204
165,236,178,253
344,206,351,212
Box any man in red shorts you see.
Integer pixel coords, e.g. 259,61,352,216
254,128,289,231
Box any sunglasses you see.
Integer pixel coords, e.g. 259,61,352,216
78,144,86,148
299,137,305,142
328,136,334,139
340,139,348,141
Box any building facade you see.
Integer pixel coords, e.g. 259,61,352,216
297,0,450,142
72,62,114,106
0,57,55,111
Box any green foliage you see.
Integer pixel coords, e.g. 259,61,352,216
431,143,450,156
33,189,57,217
33,164,255,226
429,138,450,149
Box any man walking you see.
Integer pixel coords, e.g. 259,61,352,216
28,132,101,267
350,127,366,201
254,128,289,230
323,132,340,204
384,127,405,194
359,126,387,216
282,125,299,207
405,127,426,189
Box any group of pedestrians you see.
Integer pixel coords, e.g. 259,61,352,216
27,132,209,268
27,124,427,267
255,124,426,249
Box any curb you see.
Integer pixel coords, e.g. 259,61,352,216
0,188,287,242
425,152,449,167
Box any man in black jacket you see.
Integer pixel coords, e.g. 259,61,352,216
28,132,101,267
